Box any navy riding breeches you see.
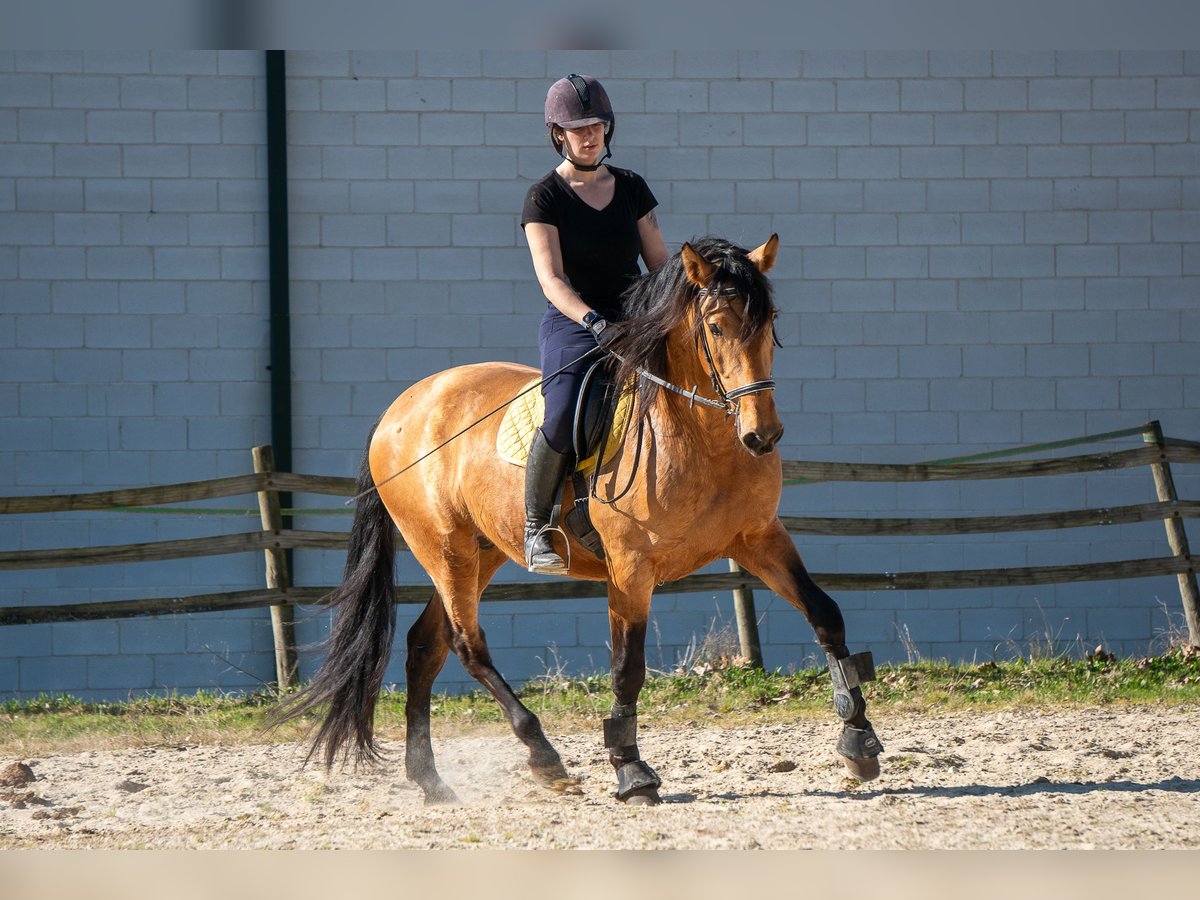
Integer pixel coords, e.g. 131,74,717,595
537,306,599,455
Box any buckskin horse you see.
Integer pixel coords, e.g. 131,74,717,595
273,235,883,805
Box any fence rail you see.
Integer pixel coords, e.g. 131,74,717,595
781,444,1200,483
0,472,356,516
2,422,1197,682
9,501,1199,572
2,557,1193,629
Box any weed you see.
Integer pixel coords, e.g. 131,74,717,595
895,623,922,665
1150,596,1191,655
887,754,921,773
668,615,748,677
1024,600,1086,661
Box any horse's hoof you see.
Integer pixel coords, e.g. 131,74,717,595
422,783,461,805
841,754,881,783
531,765,581,794
622,787,661,806
543,774,584,795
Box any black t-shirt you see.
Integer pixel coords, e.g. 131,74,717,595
521,166,658,318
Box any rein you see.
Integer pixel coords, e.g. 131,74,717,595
632,368,728,411
346,345,605,506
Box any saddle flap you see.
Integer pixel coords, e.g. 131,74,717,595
497,365,633,476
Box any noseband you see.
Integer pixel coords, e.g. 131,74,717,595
637,285,776,417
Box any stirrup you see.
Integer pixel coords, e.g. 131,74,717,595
525,523,570,574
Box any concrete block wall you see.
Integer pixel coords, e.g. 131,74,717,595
1,51,277,699
2,50,1198,701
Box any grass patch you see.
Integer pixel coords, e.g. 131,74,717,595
3,648,1198,757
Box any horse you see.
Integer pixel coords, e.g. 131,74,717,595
273,234,884,805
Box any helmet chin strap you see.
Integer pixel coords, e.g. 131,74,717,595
562,143,611,173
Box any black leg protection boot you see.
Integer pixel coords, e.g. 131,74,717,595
824,649,883,782
604,703,661,803
524,429,572,574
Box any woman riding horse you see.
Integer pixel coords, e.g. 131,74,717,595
272,233,884,806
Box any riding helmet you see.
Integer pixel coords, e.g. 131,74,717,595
544,73,615,155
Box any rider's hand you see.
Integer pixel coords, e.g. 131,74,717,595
583,312,615,348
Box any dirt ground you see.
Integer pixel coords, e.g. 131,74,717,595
1,704,1197,850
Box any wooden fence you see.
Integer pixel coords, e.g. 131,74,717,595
2,421,1198,688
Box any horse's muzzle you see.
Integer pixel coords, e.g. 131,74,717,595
741,423,783,456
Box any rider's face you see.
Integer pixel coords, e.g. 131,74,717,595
559,122,607,165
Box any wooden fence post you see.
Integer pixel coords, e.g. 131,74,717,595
728,560,764,668
253,445,300,689
1142,422,1200,648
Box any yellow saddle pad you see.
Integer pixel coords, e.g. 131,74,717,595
497,378,634,474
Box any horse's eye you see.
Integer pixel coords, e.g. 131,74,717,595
708,322,723,337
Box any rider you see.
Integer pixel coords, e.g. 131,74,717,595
520,74,669,574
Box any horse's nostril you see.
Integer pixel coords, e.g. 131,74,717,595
743,425,783,456
742,432,771,455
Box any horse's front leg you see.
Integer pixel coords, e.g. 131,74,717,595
730,521,884,782
605,581,663,805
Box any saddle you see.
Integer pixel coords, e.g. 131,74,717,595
497,360,634,560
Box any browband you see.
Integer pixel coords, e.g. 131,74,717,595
695,286,740,298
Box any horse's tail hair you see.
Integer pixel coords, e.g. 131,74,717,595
268,428,397,770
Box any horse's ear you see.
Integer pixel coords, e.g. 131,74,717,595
748,233,779,274
681,242,716,287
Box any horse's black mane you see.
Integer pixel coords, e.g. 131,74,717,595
609,236,776,416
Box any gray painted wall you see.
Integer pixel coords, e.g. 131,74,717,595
2,50,1198,701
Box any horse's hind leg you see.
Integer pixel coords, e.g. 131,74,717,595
435,543,579,795
731,522,884,782
404,594,458,804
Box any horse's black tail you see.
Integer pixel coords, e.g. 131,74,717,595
268,432,397,769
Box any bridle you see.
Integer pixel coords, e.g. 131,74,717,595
593,284,778,507
632,285,777,418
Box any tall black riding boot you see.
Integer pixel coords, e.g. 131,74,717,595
524,429,572,574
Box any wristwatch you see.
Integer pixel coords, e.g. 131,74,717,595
582,310,607,337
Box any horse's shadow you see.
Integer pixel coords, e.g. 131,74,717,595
658,777,1200,804
658,791,792,804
